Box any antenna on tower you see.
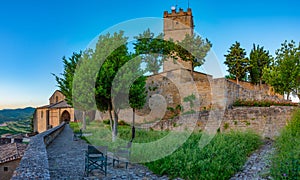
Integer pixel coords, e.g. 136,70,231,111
175,0,178,10
188,0,190,8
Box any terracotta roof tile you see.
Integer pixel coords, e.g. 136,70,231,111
0,143,28,164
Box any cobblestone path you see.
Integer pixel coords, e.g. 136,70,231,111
230,140,275,180
47,125,177,180
47,124,87,179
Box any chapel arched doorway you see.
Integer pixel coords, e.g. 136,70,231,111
61,110,71,123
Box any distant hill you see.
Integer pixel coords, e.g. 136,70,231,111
0,119,32,136
0,107,35,124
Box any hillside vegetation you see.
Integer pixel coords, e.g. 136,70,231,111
0,119,32,136
0,107,35,124
0,107,34,136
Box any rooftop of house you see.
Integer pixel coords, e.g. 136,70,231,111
0,143,28,164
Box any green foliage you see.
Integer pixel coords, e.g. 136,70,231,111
249,44,272,85
233,99,297,107
129,76,147,110
175,34,212,76
271,109,300,179
53,52,82,106
0,119,32,136
0,107,35,124
70,121,169,149
145,131,262,179
263,40,300,99
94,31,131,139
224,42,250,84
224,123,230,130
101,119,129,126
183,94,196,108
134,29,167,75
225,74,236,80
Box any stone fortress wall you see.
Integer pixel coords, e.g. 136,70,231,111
92,7,295,139
95,67,294,139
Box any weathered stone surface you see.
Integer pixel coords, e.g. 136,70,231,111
230,140,275,180
12,123,66,179
47,124,87,179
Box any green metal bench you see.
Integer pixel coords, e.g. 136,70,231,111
113,142,131,169
73,129,82,141
85,145,107,176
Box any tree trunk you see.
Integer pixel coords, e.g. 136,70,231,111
132,108,135,127
236,78,239,85
259,78,262,87
287,92,290,101
131,108,136,141
108,104,113,131
82,111,86,130
112,109,118,142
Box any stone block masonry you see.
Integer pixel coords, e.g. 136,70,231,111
151,106,296,139
221,106,295,139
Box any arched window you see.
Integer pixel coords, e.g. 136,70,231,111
41,111,44,118
56,96,58,103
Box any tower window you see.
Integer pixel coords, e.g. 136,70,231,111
4,167,8,171
41,111,44,118
56,96,58,103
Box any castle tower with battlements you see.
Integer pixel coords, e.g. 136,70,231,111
163,7,194,71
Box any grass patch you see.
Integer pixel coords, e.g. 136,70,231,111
70,121,262,179
145,131,262,179
271,109,300,179
69,121,169,149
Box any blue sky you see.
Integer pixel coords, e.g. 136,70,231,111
0,0,299,109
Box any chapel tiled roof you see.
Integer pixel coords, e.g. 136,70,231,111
0,143,28,164
37,100,72,109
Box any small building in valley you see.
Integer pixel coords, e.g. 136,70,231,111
0,143,27,180
33,90,75,133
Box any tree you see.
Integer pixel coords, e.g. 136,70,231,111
249,44,272,86
263,40,300,100
53,51,92,130
53,52,82,106
224,42,249,84
95,31,131,141
176,34,212,78
72,50,96,130
134,29,167,75
112,55,147,141
129,75,147,141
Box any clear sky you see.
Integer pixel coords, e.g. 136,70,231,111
0,0,299,109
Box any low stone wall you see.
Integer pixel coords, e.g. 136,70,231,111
152,106,296,139
12,122,66,179
221,106,295,138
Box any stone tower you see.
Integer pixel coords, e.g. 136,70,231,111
163,8,194,71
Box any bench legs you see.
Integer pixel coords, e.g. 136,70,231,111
113,158,129,169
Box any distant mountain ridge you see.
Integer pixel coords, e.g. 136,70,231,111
0,107,35,124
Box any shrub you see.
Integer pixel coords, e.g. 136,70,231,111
233,99,297,107
102,119,110,125
271,109,300,179
118,120,129,126
102,119,129,126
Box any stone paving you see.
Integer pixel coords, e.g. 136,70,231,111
230,139,275,180
47,124,87,179
47,125,178,180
